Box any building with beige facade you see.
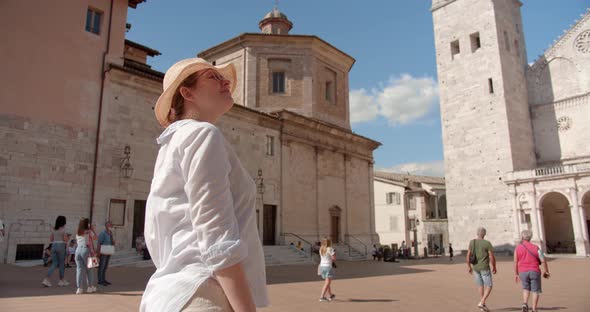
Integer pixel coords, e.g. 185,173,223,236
432,0,590,256
374,172,447,256
0,1,379,263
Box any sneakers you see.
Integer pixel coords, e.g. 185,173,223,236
87,286,97,293
76,288,84,295
522,303,529,312
319,297,331,302
57,280,70,287
478,303,489,312
330,294,336,299
41,278,52,287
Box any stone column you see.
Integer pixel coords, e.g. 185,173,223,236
530,189,543,249
434,194,440,219
343,154,350,237
368,161,376,245
569,188,588,256
511,187,521,244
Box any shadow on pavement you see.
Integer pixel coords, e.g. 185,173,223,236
266,260,433,285
496,307,567,311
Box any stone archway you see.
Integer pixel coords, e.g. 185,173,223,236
329,206,342,244
540,192,575,254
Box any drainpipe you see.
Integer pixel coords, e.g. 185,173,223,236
89,0,114,223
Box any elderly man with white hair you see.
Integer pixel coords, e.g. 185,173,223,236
466,227,496,312
514,230,550,312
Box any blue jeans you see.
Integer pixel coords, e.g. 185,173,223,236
75,247,94,288
473,269,493,287
98,255,111,284
47,243,66,279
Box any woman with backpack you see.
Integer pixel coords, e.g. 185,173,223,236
514,230,550,312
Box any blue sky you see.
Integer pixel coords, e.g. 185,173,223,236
127,0,589,176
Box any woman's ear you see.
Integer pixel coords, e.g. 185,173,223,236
179,86,195,101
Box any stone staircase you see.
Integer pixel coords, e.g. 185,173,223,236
263,245,314,266
335,244,367,261
109,249,153,268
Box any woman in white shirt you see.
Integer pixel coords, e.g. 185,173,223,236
141,58,268,312
318,237,336,302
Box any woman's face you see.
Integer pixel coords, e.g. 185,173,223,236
182,68,233,123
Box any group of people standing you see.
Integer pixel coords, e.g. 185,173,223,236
41,216,116,294
467,227,550,312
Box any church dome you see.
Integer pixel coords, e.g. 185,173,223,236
263,8,288,20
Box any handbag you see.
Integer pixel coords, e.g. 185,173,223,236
101,245,115,255
469,240,478,265
87,256,100,269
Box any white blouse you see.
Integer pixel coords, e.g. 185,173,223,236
140,120,268,312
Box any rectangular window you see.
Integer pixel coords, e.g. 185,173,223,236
408,197,416,210
516,23,520,34
386,192,401,205
450,40,460,59
470,32,481,52
386,193,392,205
109,199,126,226
514,40,520,57
488,78,494,94
85,8,102,35
325,81,334,103
504,31,510,52
272,72,285,93
16,244,44,261
409,218,416,230
266,135,274,156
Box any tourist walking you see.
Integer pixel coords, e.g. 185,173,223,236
466,227,496,311
514,230,550,312
97,220,115,286
317,237,336,302
140,58,267,312
75,218,98,294
41,216,69,287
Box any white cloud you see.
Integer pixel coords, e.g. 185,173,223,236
349,74,439,125
349,88,379,123
378,160,445,177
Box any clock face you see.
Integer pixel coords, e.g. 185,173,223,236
556,116,572,132
574,30,590,54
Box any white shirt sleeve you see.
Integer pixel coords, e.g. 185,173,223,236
179,125,248,272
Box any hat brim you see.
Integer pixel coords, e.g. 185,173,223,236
154,61,237,128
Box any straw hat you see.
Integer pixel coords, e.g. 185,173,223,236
154,58,237,127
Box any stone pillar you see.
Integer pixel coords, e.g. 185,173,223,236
511,188,521,244
368,161,376,245
434,194,440,219
343,154,350,237
530,190,544,249
569,188,588,256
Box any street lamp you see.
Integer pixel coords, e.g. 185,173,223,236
120,145,134,179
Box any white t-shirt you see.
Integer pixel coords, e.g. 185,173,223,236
141,120,268,312
320,247,335,267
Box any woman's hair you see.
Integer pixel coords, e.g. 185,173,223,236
54,216,66,230
521,229,533,241
167,72,201,125
77,218,90,236
320,237,332,257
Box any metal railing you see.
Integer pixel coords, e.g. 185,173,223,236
344,234,368,257
280,232,314,259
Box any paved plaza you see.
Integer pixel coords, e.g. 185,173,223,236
0,257,588,311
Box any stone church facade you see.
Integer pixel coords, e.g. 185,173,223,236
432,0,590,256
0,1,379,263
